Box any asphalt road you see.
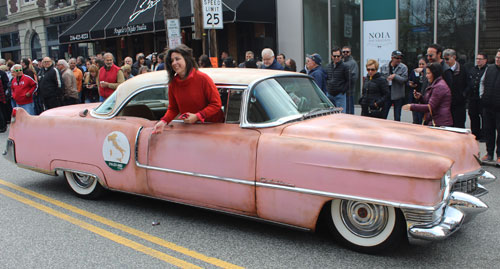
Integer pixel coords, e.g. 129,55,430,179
1,109,499,268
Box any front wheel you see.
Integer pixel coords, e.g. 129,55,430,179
64,171,105,199
326,199,405,253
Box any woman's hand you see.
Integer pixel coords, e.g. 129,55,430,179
413,90,422,100
182,113,199,124
153,120,167,134
402,104,412,111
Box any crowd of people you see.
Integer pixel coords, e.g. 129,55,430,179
1,43,500,164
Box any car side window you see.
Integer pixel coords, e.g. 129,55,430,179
225,89,243,123
118,86,168,120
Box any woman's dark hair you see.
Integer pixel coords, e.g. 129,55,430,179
244,59,257,68
223,57,235,67
199,54,212,68
22,58,31,67
137,55,145,65
426,62,443,80
285,59,297,72
165,44,198,82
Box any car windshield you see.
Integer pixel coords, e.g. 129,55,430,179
247,76,334,124
94,91,117,114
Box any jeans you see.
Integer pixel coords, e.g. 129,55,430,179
327,92,346,113
17,102,35,115
383,98,404,121
345,95,355,115
99,96,105,102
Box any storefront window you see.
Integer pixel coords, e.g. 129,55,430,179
331,0,360,97
437,0,476,63
479,0,500,63
47,26,59,41
399,0,434,69
1,34,11,48
31,33,42,60
303,0,329,70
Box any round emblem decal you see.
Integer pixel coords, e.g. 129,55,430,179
102,131,130,171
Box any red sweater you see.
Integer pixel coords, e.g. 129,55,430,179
98,64,120,98
12,75,37,105
161,69,224,124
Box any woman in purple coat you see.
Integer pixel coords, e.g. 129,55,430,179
403,62,453,126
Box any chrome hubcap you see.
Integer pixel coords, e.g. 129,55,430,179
340,200,388,238
72,173,95,189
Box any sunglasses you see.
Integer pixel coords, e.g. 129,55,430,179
444,57,451,61
476,58,486,60
366,68,376,71
13,69,23,72
342,51,350,54
426,54,434,57
332,55,342,58
393,57,402,60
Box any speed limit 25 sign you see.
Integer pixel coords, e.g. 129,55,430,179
202,0,223,29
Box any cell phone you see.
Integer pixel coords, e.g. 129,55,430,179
180,113,189,119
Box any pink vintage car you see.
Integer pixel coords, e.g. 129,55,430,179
3,69,495,253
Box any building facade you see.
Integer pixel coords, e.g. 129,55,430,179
0,0,93,62
277,0,500,98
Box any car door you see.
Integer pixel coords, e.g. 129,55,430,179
143,88,260,214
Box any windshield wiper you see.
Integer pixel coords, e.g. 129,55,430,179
302,107,338,120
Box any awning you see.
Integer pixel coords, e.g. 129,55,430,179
59,0,275,44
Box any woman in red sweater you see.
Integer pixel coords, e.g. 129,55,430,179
153,45,224,134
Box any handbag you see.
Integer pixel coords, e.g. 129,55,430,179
422,104,436,126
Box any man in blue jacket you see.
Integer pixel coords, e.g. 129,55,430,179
260,48,284,70
306,53,327,93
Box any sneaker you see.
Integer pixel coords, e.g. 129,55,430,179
481,155,493,162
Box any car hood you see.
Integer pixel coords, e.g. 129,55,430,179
281,114,481,177
40,103,100,117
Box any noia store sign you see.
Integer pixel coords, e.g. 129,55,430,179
362,0,397,77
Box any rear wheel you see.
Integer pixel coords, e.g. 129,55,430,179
326,199,405,253
64,171,105,199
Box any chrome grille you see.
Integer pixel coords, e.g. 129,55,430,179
402,209,435,224
451,177,478,193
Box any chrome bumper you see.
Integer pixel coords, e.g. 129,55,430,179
408,190,488,243
2,139,16,163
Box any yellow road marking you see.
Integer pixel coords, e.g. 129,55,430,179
0,188,201,268
0,179,243,269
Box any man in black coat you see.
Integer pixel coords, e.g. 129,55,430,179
467,52,488,141
38,57,63,110
421,44,453,94
326,47,350,113
480,49,500,164
443,49,467,128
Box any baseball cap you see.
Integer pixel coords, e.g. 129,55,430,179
391,50,404,57
306,53,322,65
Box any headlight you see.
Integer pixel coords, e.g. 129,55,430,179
441,169,452,200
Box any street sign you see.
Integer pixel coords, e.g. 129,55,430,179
202,0,223,29
167,19,181,38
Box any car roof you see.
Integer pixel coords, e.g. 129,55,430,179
112,68,308,111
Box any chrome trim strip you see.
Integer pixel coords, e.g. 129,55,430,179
55,168,109,189
90,84,168,119
134,127,254,187
256,181,442,212
429,126,471,134
3,139,16,163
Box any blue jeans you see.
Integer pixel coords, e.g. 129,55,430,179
99,96,105,102
383,98,404,121
17,102,35,115
327,93,346,113
346,95,355,114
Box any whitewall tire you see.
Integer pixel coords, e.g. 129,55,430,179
327,199,405,253
64,171,105,199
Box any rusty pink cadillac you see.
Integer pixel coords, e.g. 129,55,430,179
3,69,495,253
